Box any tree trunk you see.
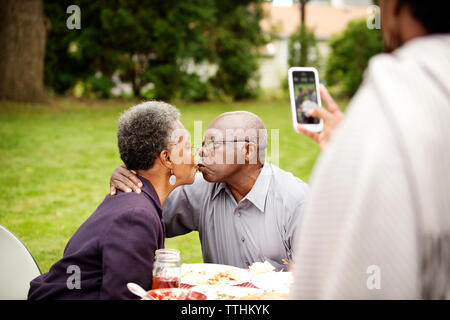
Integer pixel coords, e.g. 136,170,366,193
300,0,306,27
299,0,308,66
0,0,48,103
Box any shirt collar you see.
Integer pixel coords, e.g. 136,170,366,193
212,182,228,200
242,163,272,213
211,163,272,213
137,175,163,215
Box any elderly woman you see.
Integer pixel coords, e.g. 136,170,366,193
28,101,197,299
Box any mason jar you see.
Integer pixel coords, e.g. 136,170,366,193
152,248,181,289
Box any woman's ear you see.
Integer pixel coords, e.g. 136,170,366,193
159,149,174,170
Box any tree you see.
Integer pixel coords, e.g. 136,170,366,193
288,0,319,68
209,0,268,100
44,0,217,100
297,0,309,66
44,0,267,101
0,0,48,102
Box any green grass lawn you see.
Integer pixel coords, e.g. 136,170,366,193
0,96,331,273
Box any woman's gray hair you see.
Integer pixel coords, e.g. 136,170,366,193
117,101,181,170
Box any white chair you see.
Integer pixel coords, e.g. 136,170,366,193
0,225,41,300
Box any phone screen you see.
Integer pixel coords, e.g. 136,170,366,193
292,71,320,125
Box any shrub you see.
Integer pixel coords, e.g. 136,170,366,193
179,73,212,102
325,19,383,97
43,1,267,102
85,75,114,99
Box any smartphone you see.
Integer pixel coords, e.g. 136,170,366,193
288,67,323,133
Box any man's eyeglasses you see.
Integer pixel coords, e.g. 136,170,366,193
201,139,251,151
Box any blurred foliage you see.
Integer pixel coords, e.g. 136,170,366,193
179,73,213,101
288,25,320,69
44,0,268,101
325,19,383,97
283,25,321,96
209,2,267,100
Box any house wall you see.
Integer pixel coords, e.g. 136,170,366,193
331,0,372,6
258,37,331,90
259,38,290,89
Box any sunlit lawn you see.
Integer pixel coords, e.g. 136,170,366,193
0,96,342,273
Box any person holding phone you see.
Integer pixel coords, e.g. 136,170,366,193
290,0,450,299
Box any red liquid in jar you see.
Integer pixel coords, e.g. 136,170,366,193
152,276,180,289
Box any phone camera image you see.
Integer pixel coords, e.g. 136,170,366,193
293,71,320,125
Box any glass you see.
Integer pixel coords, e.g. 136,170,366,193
152,248,181,289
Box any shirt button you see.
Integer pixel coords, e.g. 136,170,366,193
241,237,245,242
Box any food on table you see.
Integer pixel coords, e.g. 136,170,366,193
182,269,238,285
248,261,276,275
191,285,264,300
181,264,250,286
144,288,206,300
251,271,294,294
217,293,234,300
207,270,238,285
239,292,288,300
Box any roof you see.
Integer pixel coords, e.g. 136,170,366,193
260,2,369,39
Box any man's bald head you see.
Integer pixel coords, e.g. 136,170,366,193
208,111,268,163
210,111,264,129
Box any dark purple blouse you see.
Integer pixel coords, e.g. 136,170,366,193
28,176,165,300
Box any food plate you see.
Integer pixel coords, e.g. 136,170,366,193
191,285,264,300
250,271,293,294
239,292,288,300
144,288,207,300
181,263,251,286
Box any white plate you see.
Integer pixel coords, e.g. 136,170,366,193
181,263,251,286
250,271,293,294
191,285,264,300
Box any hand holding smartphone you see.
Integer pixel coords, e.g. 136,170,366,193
288,67,323,133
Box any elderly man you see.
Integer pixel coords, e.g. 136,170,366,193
110,111,308,270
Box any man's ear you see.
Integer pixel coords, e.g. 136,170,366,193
159,149,174,170
245,143,258,165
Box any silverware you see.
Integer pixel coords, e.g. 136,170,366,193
127,282,154,300
282,259,291,265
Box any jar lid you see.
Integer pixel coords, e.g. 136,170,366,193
155,248,180,262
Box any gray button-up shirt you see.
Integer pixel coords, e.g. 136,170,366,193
163,163,308,270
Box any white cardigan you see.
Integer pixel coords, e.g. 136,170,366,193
290,34,450,299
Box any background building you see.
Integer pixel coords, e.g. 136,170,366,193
259,0,371,89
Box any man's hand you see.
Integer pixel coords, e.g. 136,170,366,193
297,84,344,150
110,164,143,196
